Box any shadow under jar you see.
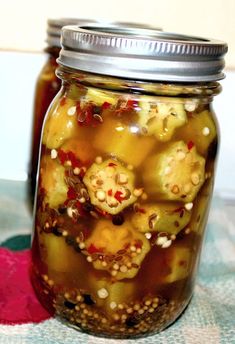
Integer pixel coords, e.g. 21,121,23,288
31,26,227,338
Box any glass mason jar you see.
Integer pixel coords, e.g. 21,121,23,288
31,27,227,338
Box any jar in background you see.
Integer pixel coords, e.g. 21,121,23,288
31,26,227,338
28,18,97,208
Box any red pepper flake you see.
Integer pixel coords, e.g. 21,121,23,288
187,141,195,150
87,244,103,254
135,240,143,249
127,99,138,109
107,189,113,196
67,151,81,168
108,162,117,167
60,97,66,106
114,191,125,203
81,228,90,240
79,168,86,179
67,187,77,200
179,260,187,267
95,207,110,218
58,149,81,168
57,149,67,165
101,101,111,110
138,207,146,214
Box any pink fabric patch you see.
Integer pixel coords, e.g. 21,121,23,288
0,248,51,324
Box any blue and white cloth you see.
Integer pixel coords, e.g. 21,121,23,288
0,180,234,344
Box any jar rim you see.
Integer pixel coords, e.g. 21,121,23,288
58,25,228,82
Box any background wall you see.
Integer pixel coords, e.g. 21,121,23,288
1,0,235,67
0,0,234,198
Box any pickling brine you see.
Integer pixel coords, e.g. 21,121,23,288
31,26,227,338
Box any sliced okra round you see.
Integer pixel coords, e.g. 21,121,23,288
131,202,192,235
138,97,187,141
143,141,205,202
83,158,139,215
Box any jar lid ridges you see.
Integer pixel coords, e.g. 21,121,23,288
58,25,228,82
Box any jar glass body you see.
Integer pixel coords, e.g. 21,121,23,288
31,67,220,338
28,46,61,207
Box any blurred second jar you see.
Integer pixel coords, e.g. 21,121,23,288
31,26,227,338
28,18,96,208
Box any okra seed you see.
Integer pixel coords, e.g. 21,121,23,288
202,127,210,136
177,151,186,161
130,245,136,252
164,166,172,175
73,167,80,175
50,149,58,159
184,101,197,112
185,227,191,234
96,190,106,201
67,106,76,116
133,188,143,197
162,240,172,248
79,242,85,249
145,232,152,240
120,265,128,273
95,156,103,164
113,314,120,321
185,202,193,211
113,263,119,270
156,236,168,246
110,302,117,309
141,192,148,200
145,300,151,306
171,185,180,194
97,288,109,299
191,173,200,185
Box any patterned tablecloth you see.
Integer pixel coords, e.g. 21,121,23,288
0,179,235,344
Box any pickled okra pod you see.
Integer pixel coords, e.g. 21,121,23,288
40,155,68,208
84,220,150,280
42,97,78,149
93,118,155,167
163,244,191,283
175,110,217,156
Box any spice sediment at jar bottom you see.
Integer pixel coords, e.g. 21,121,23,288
31,25,227,338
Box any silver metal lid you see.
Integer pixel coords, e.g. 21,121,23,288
47,18,97,47
58,25,228,82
